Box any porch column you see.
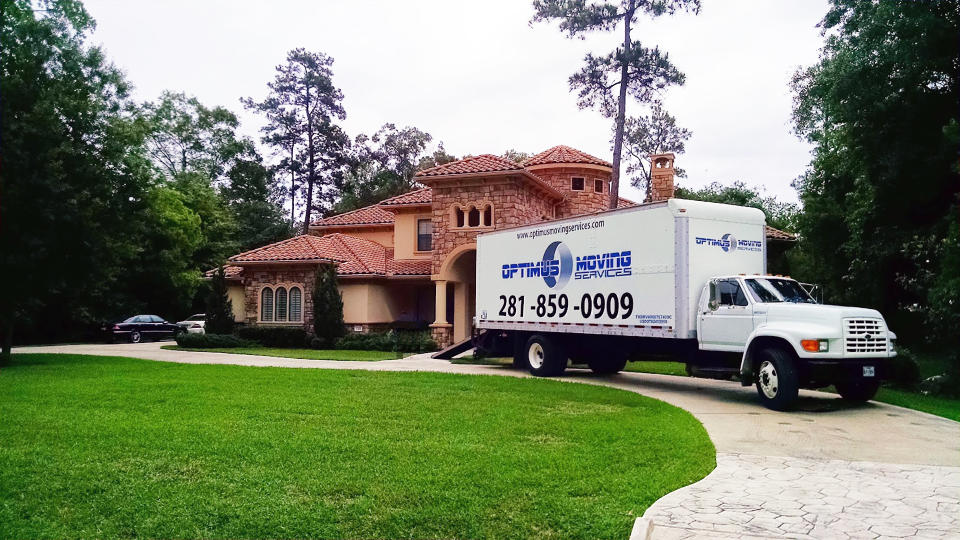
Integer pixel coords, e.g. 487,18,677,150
453,282,469,343
429,279,452,349
432,280,447,324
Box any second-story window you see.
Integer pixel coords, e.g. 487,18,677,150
571,177,585,191
417,218,432,251
595,179,604,193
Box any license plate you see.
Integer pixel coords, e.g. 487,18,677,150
863,366,875,377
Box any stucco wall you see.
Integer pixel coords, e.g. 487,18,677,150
392,210,433,260
311,226,394,247
227,284,246,322
340,280,433,327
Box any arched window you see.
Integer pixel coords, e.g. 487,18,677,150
483,205,492,226
468,206,480,227
260,287,274,322
289,287,302,322
455,207,465,227
275,287,288,322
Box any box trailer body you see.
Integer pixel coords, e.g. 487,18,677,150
473,199,897,410
476,199,765,340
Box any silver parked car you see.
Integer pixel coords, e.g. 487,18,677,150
176,314,206,334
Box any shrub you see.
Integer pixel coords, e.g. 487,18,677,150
235,325,307,347
176,333,253,348
312,264,345,347
335,330,437,353
205,265,234,334
886,348,921,390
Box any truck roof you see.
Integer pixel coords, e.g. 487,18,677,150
666,199,766,224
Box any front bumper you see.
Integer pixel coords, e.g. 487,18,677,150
801,358,888,385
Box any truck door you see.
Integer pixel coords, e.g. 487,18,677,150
698,279,755,351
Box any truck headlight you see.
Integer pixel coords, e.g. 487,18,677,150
801,339,829,352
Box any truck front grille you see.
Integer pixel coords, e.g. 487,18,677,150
844,318,887,354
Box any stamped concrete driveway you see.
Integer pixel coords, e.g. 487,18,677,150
14,342,960,539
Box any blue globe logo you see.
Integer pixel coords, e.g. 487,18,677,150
542,241,573,289
721,233,738,253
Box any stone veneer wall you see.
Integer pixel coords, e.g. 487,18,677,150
241,264,318,333
428,176,557,275
531,165,612,218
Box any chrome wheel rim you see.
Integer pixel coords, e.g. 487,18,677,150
528,342,545,370
758,360,778,399
131,332,141,343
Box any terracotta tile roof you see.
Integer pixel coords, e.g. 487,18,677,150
229,235,346,264
415,154,524,177
229,233,429,277
203,265,244,280
379,187,432,206
523,145,612,168
311,203,395,227
387,258,433,276
765,225,797,241
618,196,638,207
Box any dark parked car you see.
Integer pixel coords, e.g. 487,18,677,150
105,315,182,343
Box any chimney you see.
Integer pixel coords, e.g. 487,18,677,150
648,153,675,202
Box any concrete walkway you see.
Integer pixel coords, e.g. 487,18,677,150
13,342,960,539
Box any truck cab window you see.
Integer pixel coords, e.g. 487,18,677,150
718,280,748,306
745,278,816,304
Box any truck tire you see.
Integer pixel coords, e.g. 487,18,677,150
836,379,880,402
588,355,627,375
754,347,799,411
525,334,567,377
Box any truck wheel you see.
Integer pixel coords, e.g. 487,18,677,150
525,334,566,377
588,355,627,375
836,380,880,402
754,347,799,411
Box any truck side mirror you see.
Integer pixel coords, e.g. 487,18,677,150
708,281,720,311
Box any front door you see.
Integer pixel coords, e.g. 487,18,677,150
698,279,754,351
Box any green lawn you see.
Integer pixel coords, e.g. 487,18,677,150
161,345,404,361
0,354,715,539
625,361,688,376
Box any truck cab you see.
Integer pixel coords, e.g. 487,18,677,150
696,274,897,409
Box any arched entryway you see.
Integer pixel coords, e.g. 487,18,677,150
431,244,476,347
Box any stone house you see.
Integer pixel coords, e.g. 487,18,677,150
219,145,795,348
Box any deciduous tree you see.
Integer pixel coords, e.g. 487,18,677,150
532,0,699,209
790,0,958,345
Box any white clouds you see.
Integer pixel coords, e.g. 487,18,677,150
84,0,827,203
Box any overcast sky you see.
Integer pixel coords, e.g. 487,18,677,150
82,0,829,204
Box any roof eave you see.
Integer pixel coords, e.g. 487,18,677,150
418,169,563,199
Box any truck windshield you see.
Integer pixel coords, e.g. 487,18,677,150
745,278,817,304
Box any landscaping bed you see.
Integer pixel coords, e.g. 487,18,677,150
161,345,403,362
0,353,715,539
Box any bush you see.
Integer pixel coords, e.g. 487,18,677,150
235,325,307,348
886,348,921,390
175,333,253,349
312,264,345,347
334,330,437,353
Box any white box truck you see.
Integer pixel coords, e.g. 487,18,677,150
473,199,897,410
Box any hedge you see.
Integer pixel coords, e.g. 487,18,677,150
335,330,436,353
235,326,308,348
175,333,254,349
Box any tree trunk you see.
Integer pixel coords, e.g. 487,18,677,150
302,125,315,235
301,85,315,236
608,7,634,210
1,323,12,366
289,143,296,226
